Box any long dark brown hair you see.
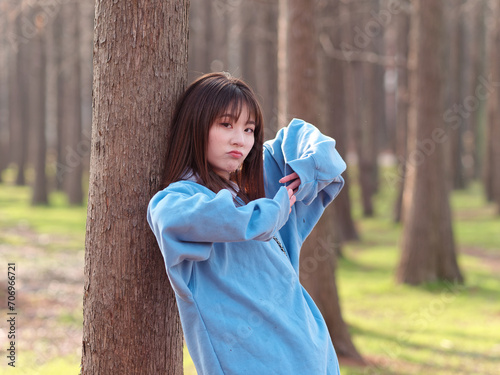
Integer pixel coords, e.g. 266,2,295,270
162,72,265,202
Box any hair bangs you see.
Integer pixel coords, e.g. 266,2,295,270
162,72,266,202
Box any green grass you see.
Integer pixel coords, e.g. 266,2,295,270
1,167,499,374
334,176,500,375
0,354,81,375
0,183,87,250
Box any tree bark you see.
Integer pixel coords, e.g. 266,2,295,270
397,0,464,285
81,1,189,374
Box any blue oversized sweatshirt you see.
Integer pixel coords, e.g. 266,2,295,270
147,118,347,374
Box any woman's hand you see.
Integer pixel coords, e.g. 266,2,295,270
280,172,301,212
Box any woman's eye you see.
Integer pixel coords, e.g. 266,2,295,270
220,122,232,128
245,128,255,133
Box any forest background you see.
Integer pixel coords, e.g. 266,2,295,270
0,0,499,374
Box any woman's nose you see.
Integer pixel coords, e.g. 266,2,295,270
231,130,245,146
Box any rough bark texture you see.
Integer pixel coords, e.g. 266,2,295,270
81,1,189,374
397,0,464,285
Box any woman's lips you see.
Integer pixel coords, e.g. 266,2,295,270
228,151,243,158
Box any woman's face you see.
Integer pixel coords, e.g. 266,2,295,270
207,105,256,180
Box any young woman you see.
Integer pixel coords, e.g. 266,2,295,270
147,72,346,374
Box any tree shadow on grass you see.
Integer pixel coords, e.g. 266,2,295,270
346,323,500,374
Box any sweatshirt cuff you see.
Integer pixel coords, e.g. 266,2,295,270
273,186,292,232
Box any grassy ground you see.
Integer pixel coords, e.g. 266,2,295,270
0,170,499,374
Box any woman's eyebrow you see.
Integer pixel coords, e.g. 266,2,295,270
219,114,255,125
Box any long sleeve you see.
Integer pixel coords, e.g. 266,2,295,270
147,181,291,269
263,118,346,248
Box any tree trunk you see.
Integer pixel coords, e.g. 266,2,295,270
301,213,364,362
317,0,359,243
397,0,464,285
81,1,189,374
450,3,467,190
343,0,380,217
31,10,48,205
54,11,65,191
12,12,29,186
286,0,317,122
461,0,483,182
188,0,209,81
392,1,410,223
315,0,361,359
285,0,363,363
80,0,95,176
241,0,279,139
0,4,9,181
60,1,83,205
484,0,500,212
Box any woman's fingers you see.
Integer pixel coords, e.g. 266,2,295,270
287,178,301,192
280,172,301,194
279,172,299,184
